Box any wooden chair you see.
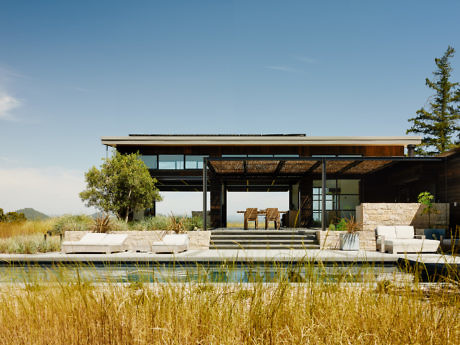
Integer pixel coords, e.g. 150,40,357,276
244,208,258,230
265,208,281,230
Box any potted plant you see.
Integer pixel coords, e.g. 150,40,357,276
339,216,361,251
417,191,444,240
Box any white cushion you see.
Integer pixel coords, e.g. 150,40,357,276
100,234,128,245
162,234,189,245
375,226,396,239
395,226,414,239
77,233,108,244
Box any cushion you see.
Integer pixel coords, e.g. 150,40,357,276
395,226,415,239
375,226,396,239
162,234,189,245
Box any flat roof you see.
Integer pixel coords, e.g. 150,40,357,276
101,135,422,147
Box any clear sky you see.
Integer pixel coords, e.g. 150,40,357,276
1,1,459,215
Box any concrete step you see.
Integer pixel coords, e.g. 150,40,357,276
211,230,318,236
211,239,317,245
211,235,317,241
209,244,320,250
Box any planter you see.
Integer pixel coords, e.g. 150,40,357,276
339,233,360,251
423,229,445,240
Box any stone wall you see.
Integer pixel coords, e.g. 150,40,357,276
356,203,449,231
318,203,449,251
354,203,449,251
317,230,375,251
64,230,211,251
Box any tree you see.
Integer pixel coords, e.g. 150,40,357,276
407,46,460,155
0,208,26,223
80,152,162,222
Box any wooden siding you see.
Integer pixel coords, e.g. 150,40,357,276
117,144,404,157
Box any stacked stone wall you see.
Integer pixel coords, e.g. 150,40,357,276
64,230,211,251
319,203,449,251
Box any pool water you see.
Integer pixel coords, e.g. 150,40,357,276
0,262,401,284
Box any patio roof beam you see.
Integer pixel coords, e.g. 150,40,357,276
336,160,363,175
273,160,286,176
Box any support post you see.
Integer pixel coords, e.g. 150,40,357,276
321,158,327,231
203,157,208,230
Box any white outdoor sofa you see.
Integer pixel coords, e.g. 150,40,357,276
61,233,128,254
151,234,189,254
375,225,439,254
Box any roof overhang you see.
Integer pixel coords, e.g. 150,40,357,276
101,135,422,147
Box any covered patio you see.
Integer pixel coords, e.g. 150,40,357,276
201,156,444,230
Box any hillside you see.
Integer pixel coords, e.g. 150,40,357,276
15,208,50,220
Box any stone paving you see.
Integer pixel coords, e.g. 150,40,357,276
0,249,457,266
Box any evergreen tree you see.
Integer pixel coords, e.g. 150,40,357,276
407,46,460,155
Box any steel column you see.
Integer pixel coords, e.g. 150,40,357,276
203,157,207,230
321,159,327,231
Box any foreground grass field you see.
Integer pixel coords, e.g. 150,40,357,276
0,277,458,345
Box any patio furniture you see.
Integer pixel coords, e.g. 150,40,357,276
375,225,439,254
151,234,189,253
264,208,281,229
61,233,128,254
238,208,259,230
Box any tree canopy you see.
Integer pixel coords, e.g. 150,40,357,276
80,152,161,222
407,46,460,155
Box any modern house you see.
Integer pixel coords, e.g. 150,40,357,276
101,134,459,234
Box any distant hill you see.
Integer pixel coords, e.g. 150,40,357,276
15,208,49,220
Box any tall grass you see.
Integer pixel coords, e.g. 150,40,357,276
0,233,61,254
0,267,458,345
0,219,54,238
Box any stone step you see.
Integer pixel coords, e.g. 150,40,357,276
211,230,317,236
209,244,320,250
211,239,317,245
211,235,317,241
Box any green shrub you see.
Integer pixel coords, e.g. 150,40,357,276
184,216,203,231
335,218,347,231
52,215,93,234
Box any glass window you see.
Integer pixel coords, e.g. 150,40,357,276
222,154,247,157
185,155,208,169
337,179,359,194
158,155,184,169
247,155,274,157
274,154,300,157
140,155,157,169
312,179,360,223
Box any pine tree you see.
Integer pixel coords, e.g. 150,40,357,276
407,46,460,155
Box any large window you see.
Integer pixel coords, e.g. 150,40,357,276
185,155,208,169
140,155,157,169
158,155,184,170
312,179,360,225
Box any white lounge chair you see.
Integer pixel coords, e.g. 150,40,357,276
151,234,189,253
375,225,439,254
61,233,128,254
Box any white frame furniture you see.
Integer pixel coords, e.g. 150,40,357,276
151,234,189,254
62,233,128,254
375,225,439,254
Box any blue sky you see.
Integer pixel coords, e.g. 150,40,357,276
1,1,459,215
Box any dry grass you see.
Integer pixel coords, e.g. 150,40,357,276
0,219,54,238
0,233,61,254
0,275,458,344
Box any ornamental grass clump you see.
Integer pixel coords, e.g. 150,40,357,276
0,234,60,254
0,265,458,345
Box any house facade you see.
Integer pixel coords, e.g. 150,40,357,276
101,134,459,233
